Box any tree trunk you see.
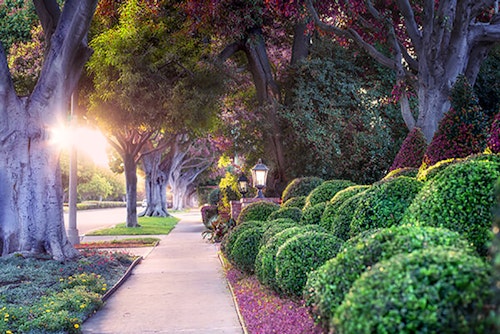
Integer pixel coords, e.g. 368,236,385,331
0,0,97,260
290,21,310,65
140,150,169,217
123,154,139,227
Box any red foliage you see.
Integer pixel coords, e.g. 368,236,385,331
390,127,427,171
488,112,500,153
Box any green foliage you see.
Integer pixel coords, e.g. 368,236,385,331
475,45,500,115
321,188,369,241
275,232,343,298
237,201,280,224
305,225,472,329
267,207,302,222
301,202,326,225
0,0,37,51
349,177,424,237
389,127,427,171
280,41,406,184
259,219,298,247
281,177,324,203
254,225,326,291
424,76,489,165
403,160,500,256
221,220,265,262
304,179,356,208
333,248,492,333
281,196,306,209
208,188,221,205
416,158,459,182
230,226,266,274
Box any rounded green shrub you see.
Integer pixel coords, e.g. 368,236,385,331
275,232,343,297
320,185,370,232
221,220,265,261
260,219,298,247
281,196,306,209
322,189,369,241
349,177,423,237
301,202,326,225
403,160,500,256
491,177,500,330
333,247,492,333
304,225,472,329
255,225,326,291
281,177,324,203
237,201,280,224
416,158,460,182
230,226,266,274
267,207,302,222
304,179,356,208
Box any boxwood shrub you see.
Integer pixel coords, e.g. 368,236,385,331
301,202,326,225
230,226,266,274
304,225,472,329
320,185,370,232
260,219,298,247
349,177,423,237
382,167,418,180
304,179,356,208
416,158,459,182
403,160,500,256
275,232,343,297
237,201,280,224
389,127,427,171
281,177,324,203
221,220,265,261
267,207,302,222
491,177,500,330
333,247,492,333
254,225,326,291
281,196,306,209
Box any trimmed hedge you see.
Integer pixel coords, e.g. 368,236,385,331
491,178,500,330
275,232,343,297
281,196,306,210
416,158,459,182
221,220,265,262
230,226,266,274
259,219,298,247
349,177,424,237
281,177,324,203
304,179,356,208
389,127,427,171
320,185,370,232
333,247,492,333
267,207,302,222
403,160,500,256
301,202,326,225
382,167,418,180
304,225,472,330
254,225,326,291
237,201,280,224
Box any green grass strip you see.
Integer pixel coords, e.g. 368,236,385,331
86,216,179,236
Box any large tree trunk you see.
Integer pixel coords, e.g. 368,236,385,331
123,154,139,227
140,149,169,217
0,0,97,260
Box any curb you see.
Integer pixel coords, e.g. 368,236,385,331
102,255,143,302
217,251,249,334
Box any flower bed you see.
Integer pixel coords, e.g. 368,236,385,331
0,250,136,333
226,267,323,334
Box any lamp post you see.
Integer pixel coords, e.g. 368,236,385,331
67,93,79,245
237,174,249,198
251,159,269,198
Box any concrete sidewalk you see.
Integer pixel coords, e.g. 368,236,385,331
81,211,243,334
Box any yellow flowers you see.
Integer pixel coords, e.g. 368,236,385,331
74,323,80,329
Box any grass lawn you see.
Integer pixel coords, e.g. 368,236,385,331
86,216,179,236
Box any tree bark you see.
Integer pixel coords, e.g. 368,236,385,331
140,148,169,217
0,0,98,260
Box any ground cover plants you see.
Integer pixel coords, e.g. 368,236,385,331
0,250,135,333
75,237,160,248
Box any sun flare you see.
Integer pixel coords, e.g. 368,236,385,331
50,125,109,166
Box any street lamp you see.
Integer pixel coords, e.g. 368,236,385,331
251,159,269,198
237,174,249,198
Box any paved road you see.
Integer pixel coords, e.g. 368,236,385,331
63,207,132,235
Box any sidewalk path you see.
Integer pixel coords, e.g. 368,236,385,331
82,210,243,334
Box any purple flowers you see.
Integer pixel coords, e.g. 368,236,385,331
226,268,323,334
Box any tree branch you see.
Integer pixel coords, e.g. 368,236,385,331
0,43,18,135
33,0,61,45
395,0,422,51
217,42,243,62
